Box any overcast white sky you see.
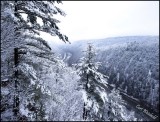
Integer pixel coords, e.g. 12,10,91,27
40,1,159,44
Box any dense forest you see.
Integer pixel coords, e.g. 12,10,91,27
58,36,159,113
1,1,159,121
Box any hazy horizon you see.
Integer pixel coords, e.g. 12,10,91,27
47,35,159,47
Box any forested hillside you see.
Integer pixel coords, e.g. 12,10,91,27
58,36,159,113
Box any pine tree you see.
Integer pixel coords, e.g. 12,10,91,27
76,43,108,121
75,43,138,121
1,1,69,121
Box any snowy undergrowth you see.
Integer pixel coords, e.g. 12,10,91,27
38,60,84,121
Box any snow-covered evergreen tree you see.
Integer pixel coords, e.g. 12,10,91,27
75,43,138,121
1,1,72,121
75,43,108,121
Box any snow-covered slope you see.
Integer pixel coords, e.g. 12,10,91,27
52,36,159,113
56,36,158,65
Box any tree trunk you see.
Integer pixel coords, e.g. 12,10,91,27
13,48,19,116
83,74,89,120
83,102,88,120
83,102,85,120
13,1,21,117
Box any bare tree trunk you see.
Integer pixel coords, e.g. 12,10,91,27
13,48,19,116
83,102,89,120
83,102,86,120
13,1,19,116
83,74,89,120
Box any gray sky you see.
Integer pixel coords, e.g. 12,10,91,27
40,1,159,44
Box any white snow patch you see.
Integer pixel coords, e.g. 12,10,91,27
20,104,29,117
100,91,107,103
87,83,90,88
30,79,35,85
93,102,99,114
1,78,9,82
1,88,9,95
81,90,87,103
